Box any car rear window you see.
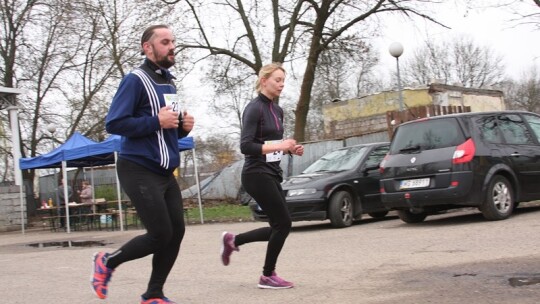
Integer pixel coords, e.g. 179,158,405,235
390,118,465,154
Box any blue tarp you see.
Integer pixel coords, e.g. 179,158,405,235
20,132,195,170
19,132,98,169
178,136,194,151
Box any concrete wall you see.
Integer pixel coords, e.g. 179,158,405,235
323,88,433,139
0,186,26,232
323,83,505,139
429,83,505,112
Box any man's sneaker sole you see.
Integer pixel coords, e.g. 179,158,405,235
91,252,111,299
91,252,104,298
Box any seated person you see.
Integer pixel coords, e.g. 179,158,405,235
78,180,93,216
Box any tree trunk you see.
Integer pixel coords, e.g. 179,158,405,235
295,49,321,142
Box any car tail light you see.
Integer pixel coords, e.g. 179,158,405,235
379,154,390,174
452,138,475,164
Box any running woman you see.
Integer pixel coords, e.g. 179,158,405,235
220,62,304,289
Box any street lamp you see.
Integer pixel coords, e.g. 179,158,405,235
45,123,59,213
46,123,57,135
46,123,57,148
389,42,404,111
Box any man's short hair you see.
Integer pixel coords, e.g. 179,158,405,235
140,24,170,55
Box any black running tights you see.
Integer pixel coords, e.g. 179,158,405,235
106,158,185,299
236,172,292,277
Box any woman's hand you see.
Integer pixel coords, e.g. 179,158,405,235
281,139,296,152
291,144,304,156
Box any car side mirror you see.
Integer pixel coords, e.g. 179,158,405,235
363,163,380,173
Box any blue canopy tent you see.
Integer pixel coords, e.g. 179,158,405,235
62,135,194,164
20,132,100,233
19,133,199,233
20,132,98,169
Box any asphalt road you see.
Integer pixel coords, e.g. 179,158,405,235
2,202,540,304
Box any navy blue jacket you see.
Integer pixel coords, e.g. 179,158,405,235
106,59,189,175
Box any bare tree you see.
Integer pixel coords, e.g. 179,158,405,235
0,0,43,183
205,57,255,136
1,0,175,188
0,0,76,184
62,0,166,140
308,38,380,141
190,135,241,172
402,40,453,86
505,0,540,30
402,36,505,88
462,1,540,31
160,0,446,142
352,51,383,96
503,67,540,112
452,37,506,87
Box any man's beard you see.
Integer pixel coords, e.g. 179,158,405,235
152,46,175,68
156,55,175,69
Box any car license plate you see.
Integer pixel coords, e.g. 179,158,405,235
400,178,430,190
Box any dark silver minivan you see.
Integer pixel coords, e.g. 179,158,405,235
379,111,540,223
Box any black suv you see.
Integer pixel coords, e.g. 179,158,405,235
380,111,540,223
249,142,390,228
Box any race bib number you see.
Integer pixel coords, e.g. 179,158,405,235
265,140,283,162
163,94,181,116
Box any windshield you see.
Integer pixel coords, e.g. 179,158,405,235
303,146,367,174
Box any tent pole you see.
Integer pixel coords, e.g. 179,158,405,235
62,161,71,233
19,182,25,234
192,147,204,224
90,167,96,213
114,152,124,231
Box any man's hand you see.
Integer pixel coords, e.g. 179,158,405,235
158,106,180,129
181,111,195,132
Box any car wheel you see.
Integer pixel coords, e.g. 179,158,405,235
481,175,514,220
368,211,389,218
397,209,427,223
328,191,354,228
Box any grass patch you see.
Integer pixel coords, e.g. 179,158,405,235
185,204,254,224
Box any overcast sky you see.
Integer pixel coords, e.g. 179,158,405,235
184,1,540,139
375,1,540,80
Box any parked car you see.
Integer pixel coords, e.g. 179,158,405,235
249,142,390,228
379,111,540,223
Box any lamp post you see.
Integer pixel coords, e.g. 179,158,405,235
45,123,60,216
46,123,57,196
389,42,404,111
46,123,57,143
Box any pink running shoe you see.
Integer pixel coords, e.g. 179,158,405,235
140,296,177,304
258,272,294,289
221,231,239,266
91,252,114,299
